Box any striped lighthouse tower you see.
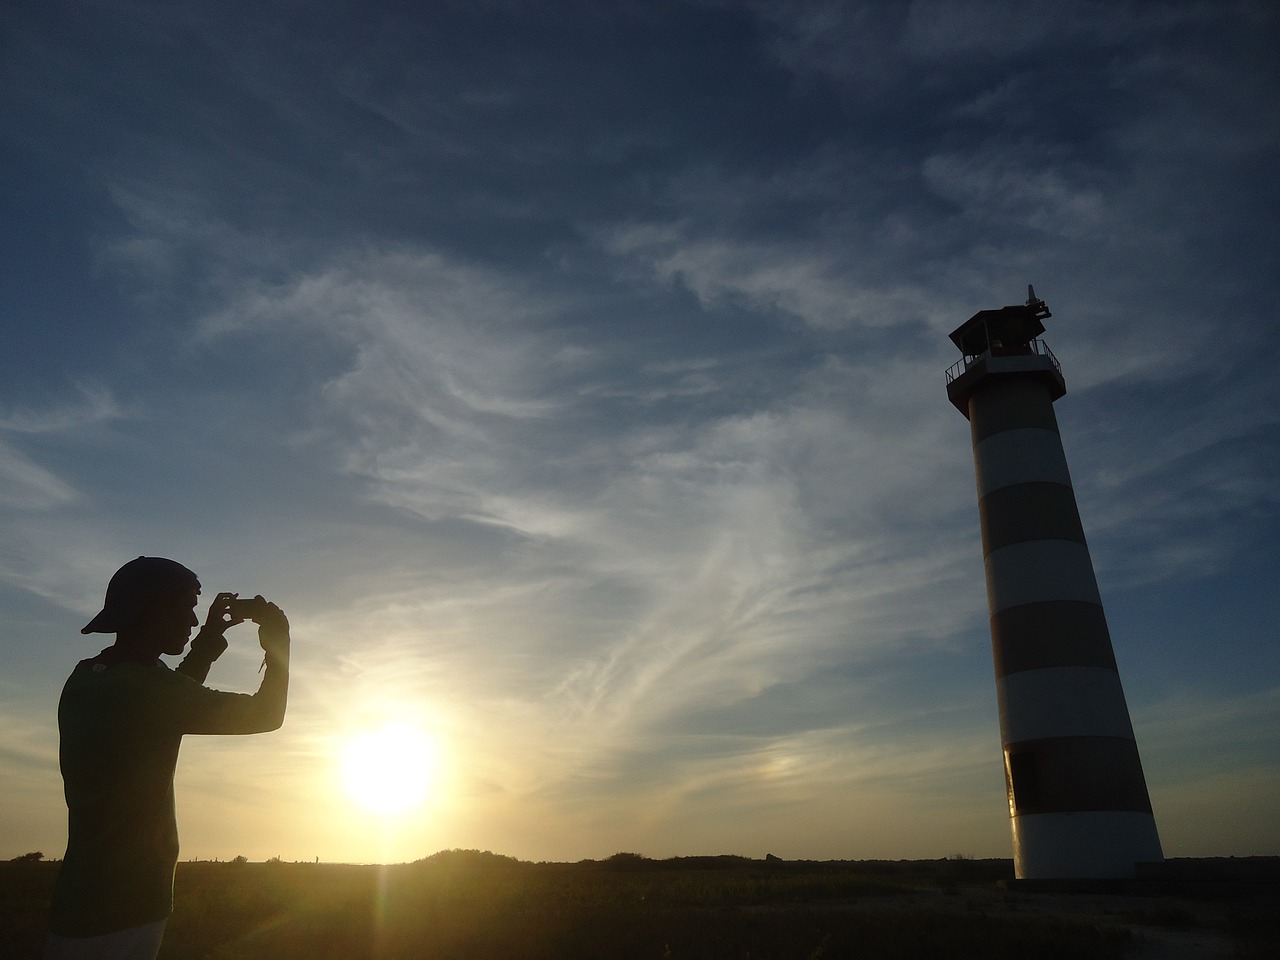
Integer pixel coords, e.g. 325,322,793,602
945,288,1163,880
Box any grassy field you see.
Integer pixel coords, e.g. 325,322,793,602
3,851,1275,959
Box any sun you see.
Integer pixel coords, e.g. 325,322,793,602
341,721,439,815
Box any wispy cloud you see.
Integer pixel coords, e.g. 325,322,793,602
133,222,1000,821
602,222,936,332
0,382,123,435
0,441,78,511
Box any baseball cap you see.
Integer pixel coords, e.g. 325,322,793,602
81,557,200,634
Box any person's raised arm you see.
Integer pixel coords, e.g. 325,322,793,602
176,592,239,684
175,596,290,735
253,598,290,731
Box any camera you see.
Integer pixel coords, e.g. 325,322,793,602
228,595,269,621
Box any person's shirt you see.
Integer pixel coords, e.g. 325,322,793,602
49,648,287,937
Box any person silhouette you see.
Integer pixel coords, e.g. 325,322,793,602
44,557,290,960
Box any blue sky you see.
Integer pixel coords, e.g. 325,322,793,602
2,0,1278,863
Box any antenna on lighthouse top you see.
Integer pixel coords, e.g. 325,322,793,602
1025,284,1051,321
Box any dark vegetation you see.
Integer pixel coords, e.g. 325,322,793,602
2,852,1274,959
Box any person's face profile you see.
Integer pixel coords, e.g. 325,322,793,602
144,588,200,656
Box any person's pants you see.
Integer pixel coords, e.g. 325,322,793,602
43,920,167,960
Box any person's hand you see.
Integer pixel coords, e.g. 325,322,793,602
204,592,247,636
187,592,242,661
253,599,290,657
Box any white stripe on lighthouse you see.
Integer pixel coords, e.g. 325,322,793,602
984,540,1102,611
997,667,1137,742
1012,812,1164,879
974,427,1073,497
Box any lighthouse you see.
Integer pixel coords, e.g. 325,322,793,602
945,288,1163,880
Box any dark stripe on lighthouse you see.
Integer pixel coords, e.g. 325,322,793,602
1004,736,1155,815
991,602,1119,676
979,483,1087,554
